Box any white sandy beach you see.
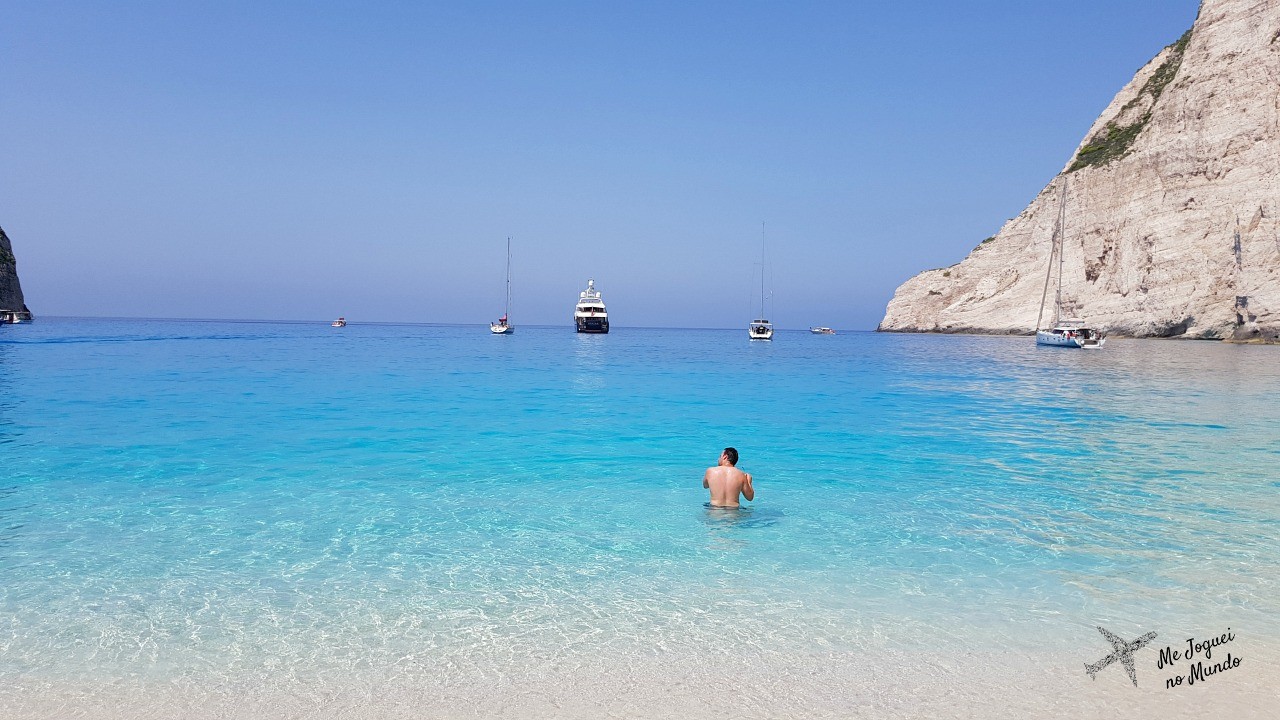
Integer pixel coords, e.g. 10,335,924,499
6,646,1276,719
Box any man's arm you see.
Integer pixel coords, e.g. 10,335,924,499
703,468,711,489
742,473,754,501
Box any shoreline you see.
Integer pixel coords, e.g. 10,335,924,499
874,326,1280,343
6,647,1276,719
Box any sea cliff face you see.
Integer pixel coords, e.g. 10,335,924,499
0,225,31,314
879,0,1280,341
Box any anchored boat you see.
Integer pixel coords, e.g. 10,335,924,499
1036,318,1104,348
749,223,773,340
1035,180,1104,349
574,279,609,333
491,238,515,335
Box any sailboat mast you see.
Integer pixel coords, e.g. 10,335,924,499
504,237,511,315
760,222,766,318
1035,180,1067,331
1054,182,1067,326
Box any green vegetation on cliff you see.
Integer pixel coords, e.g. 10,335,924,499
1068,28,1192,172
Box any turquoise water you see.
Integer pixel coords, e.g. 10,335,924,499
2,318,1278,688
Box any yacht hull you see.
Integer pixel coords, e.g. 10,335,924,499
1036,330,1105,348
574,279,608,333
1036,330,1080,347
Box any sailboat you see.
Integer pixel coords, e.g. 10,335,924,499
749,223,774,340
490,238,514,335
1035,180,1104,348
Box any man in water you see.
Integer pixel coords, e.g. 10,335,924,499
703,447,754,507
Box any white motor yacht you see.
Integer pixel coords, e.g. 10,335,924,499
574,279,609,333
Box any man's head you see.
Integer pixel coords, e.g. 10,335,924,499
720,447,738,466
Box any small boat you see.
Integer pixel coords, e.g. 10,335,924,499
1036,319,1104,348
574,279,609,333
1,309,33,324
810,327,835,335
491,238,515,335
331,317,346,328
749,223,773,340
1035,179,1105,349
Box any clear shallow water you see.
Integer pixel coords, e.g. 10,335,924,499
1,318,1278,687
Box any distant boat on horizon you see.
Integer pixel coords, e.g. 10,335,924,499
574,279,608,333
331,316,346,328
810,326,835,335
749,223,774,341
491,238,514,335
1,309,33,324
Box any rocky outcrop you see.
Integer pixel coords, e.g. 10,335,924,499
879,0,1280,341
0,225,31,315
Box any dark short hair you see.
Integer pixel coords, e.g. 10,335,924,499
722,447,738,466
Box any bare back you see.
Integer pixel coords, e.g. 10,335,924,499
704,465,754,508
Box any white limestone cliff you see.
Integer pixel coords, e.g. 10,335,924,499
879,0,1280,341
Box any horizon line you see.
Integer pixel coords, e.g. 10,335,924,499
23,314,875,333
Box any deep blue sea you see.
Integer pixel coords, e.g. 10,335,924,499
2,318,1278,706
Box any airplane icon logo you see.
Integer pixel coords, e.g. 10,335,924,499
1085,626,1157,686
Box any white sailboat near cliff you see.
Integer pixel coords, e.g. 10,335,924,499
749,223,774,341
1035,180,1104,348
490,238,514,335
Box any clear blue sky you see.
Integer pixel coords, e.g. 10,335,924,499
1,0,1200,329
